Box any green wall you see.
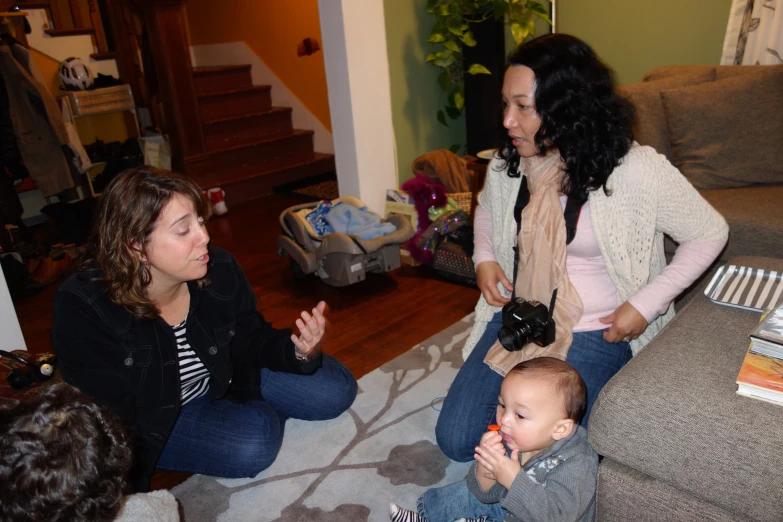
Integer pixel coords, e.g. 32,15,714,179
557,0,733,85
384,0,466,185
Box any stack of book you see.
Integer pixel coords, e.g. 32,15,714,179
736,301,783,405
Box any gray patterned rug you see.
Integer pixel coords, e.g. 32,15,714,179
172,314,475,521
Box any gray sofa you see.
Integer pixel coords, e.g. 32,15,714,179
589,256,783,522
620,64,783,269
588,66,783,521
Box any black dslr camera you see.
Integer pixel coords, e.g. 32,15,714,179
498,297,556,351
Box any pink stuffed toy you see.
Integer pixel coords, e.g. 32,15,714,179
400,174,448,264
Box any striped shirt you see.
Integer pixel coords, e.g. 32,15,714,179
173,318,210,405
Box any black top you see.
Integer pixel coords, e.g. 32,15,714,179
52,246,322,491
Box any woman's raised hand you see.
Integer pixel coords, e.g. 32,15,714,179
476,261,513,307
291,300,328,359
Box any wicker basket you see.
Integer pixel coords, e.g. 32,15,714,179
68,85,135,116
448,192,473,214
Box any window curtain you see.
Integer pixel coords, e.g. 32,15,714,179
721,0,782,65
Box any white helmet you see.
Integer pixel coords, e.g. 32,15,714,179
59,57,94,91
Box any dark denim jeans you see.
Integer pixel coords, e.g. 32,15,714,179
156,354,357,477
436,312,631,461
418,478,505,522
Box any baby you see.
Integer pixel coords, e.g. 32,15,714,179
390,357,598,522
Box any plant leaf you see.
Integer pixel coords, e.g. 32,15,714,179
526,2,549,16
428,33,446,43
460,31,477,47
438,71,451,91
437,109,449,127
449,144,462,153
467,63,491,75
454,90,465,111
448,18,464,36
425,52,440,63
443,40,461,52
446,105,461,119
510,22,526,45
438,4,449,16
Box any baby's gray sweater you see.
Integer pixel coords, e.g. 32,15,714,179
466,425,598,522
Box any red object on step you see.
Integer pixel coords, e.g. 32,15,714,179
208,187,228,216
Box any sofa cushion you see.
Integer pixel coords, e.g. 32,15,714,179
660,69,783,189
700,185,783,260
597,459,745,522
716,63,783,80
618,69,715,159
588,256,783,522
643,65,715,82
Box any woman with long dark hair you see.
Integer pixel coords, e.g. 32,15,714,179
436,34,728,461
52,167,357,492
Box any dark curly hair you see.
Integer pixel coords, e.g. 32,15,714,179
0,384,132,522
497,33,635,200
83,166,212,320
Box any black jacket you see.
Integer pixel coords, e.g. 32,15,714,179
52,247,321,492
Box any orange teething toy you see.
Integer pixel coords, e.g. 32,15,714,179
487,424,501,431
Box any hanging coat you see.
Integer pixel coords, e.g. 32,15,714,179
0,45,74,197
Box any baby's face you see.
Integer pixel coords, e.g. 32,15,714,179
495,373,568,454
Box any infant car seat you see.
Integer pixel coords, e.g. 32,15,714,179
276,196,415,287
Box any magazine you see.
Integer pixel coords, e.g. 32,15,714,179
749,301,783,360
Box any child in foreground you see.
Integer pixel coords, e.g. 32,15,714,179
390,357,598,522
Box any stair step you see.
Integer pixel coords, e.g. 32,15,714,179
44,28,95,37
193,65,253,95
203,107,293,152
196,153,336,207
198,86,271,123
188,129,315,179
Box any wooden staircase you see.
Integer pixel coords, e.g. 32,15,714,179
187,65,335,206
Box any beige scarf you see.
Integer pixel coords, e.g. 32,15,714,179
484,153,584,376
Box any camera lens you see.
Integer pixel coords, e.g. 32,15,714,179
498,321,533,351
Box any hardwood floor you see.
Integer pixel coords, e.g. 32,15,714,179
12,193,481,490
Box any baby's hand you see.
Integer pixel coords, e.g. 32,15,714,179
475,445,521,490
476,430,503,479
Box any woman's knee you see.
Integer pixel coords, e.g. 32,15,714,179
230,403,285,477
435,407,476,462
309,357,358,419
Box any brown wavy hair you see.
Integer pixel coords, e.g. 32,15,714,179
84,166,212,319
0,384,132,522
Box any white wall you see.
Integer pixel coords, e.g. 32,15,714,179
0,263,27,351
190,42,334,155
25,8,119,78
318,0,397,215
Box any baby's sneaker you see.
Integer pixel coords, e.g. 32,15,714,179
389,503,423,522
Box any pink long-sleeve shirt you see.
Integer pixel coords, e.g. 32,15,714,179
472,198,725,331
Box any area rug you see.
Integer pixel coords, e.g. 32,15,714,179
172,314,475,521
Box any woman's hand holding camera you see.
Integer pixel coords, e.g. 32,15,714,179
600,301,648,343
476,261,513,307
291,301,328,360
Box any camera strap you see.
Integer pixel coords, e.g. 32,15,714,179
511,176,585,296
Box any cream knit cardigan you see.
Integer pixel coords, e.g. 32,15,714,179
464,144,729,360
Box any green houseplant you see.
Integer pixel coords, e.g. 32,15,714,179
425,0,551,143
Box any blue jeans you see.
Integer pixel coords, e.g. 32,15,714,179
418,479,505,522
156,354,357,477
436,312,631,461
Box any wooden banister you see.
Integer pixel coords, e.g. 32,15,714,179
131,0,206,172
